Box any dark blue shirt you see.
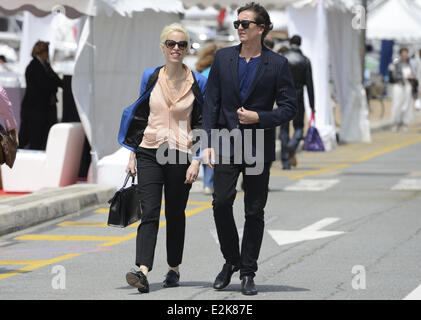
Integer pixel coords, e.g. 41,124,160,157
238,56,260,102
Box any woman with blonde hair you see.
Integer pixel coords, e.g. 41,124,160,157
195,42,220,194
118,23,207,293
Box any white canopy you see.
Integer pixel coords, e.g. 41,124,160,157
367,0,421,41
0,0,183,18
182,0,358,10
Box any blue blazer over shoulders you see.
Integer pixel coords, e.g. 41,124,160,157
118,66,207,154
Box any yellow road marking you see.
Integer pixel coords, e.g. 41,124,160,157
0,254,81,281
355,137,421,162
1,201,213,281
291,137,421,179
14,235,123,242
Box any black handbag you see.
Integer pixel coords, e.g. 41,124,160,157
107,172,142,228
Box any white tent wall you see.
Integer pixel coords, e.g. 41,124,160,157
72,9,180,165
287,0,370,147
328,8,371,143
286,0,338,151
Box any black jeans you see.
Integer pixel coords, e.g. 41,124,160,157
135,147,191,271
212,161,271,278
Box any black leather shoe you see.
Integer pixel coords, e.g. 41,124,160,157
241,276,257,295
163,270,180,288
213,263,240,290
126,269,149,293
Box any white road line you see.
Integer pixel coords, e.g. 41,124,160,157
301,218,341,231
284,179,340,192
404,283,421,300
391,179,421,191
268,217,345,246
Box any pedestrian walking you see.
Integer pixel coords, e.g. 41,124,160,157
195,42,219,195
279,35,315,169
415,49,421,111
389,47,416,132
118,23,207,293
202,2,297,295
19,41,63,150
0,85,18,145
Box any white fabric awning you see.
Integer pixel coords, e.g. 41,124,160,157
0,0,184,18
182,0,358,10
367,0,421,41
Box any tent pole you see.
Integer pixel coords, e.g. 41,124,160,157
89,14,97,184
360,0,367,84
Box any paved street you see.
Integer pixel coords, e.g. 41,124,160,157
1,117,421,300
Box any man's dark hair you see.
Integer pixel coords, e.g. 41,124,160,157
289,35,302,46
264,38,274,50
0,55,6,63
237,2,273,44
399,47,408,55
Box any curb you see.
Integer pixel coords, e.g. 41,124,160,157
0,184,116,236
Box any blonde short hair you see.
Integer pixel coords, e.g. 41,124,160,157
160,23,190,50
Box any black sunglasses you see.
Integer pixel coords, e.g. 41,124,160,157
164,40,188,50
233,20,258,29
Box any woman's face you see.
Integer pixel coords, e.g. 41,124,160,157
400,50,409,62
162,31,188,65
39,49,49,62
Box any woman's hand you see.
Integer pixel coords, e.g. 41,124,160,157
126,151,137,177
9,128,18,146
185,159,200,184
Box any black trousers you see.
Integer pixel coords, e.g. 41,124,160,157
135,147,191,271
212,161,271,278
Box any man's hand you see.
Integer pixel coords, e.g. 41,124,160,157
202,148,215,169
237,107,259,125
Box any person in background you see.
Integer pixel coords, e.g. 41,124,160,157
19,41,63,150
415,49,421,111
279,35,315,170
195,42,220,195
0,85,18,145
119,23,207,294
389,47,416,132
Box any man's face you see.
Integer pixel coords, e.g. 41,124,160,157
237,10,264,44
400,50,409,61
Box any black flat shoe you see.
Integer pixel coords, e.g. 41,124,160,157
163,270,180,288
241,276,257,296
213,263,240,290
126,269,149,293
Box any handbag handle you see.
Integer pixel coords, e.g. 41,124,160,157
308,112,315,127
122,172,135,188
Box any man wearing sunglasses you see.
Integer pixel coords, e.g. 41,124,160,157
202,2,298,295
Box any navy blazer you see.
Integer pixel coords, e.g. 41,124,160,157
203,44,298,163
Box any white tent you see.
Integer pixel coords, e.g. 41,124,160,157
367,0,421,41
0,0,184,182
